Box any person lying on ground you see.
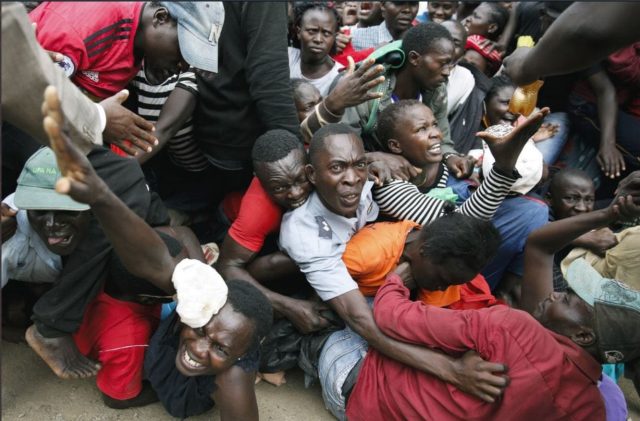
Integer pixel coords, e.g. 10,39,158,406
340,173,640,420
41,85,274,420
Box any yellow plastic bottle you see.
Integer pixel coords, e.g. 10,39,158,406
508,36,544,117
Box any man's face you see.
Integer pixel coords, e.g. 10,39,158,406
357,2,383,26
427,1,457,23
28,209,90,256
412,255,477,292
548,176,595,220
485,85,518,126
441,21,467,63
294,84,322,123
391,104,443,167
297,9,337,62
532,290,594,340
462,3,496,38
410,38,455,90
176,304,254,377
254,149,312,210
307,134,368,218
144,8,189,84
382,2,419,36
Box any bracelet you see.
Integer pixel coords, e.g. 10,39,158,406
442,152,464,162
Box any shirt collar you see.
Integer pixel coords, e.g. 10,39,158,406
550,331,602,383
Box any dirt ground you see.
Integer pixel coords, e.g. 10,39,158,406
2,339,639,420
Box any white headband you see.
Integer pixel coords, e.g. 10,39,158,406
172,259,228,328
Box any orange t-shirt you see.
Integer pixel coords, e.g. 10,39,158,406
343,220,497,309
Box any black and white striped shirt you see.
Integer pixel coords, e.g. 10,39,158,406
130,68,209,172
373,165,517,225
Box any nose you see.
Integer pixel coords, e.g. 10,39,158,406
44,212,56,229
342,168,361,186
288,184,304,201
574,199,588,212
190,337,210,361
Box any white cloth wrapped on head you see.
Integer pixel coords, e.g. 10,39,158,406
172,258,228,328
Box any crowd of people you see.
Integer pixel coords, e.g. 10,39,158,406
2,1,640,420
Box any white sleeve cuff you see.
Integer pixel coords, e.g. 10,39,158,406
95,103,107,133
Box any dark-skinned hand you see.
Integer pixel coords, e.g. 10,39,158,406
598,142,626,179
283,298,331,335
324,56,385,115
449,350,510,403
445,155,476,179
366,152,421,182
477,107,550,174
99,90,158,156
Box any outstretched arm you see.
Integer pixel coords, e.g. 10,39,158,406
520,172,640,315
213,365,259,421
504,3,640,85
328,289,508,403
42,86,176,293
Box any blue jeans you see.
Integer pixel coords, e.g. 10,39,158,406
318,324,368,420
534,112,570,165
447,178,550,289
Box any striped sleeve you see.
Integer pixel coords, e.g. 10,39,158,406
373,166,517,225
176,69,198,97
457,167,517,220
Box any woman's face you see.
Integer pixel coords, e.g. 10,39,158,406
297,9,337,63
485,85,518,126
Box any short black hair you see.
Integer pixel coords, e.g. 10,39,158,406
308,123,360,165
376,99,424,151
486,74,515,103
482,2,509,37
226,279,273,352
252,129,303,164
419,213,501,273
291,1,340,50
549,168,593,197
402,22,453,57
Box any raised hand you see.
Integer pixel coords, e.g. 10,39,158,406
477,107,550,174
324,56,385,115
42,86,107,206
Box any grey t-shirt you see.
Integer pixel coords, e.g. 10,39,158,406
279,182,379,301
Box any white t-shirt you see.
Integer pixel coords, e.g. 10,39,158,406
446,65,475,115
288,47,341,96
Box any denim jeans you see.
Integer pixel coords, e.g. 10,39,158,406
534,112,570,165
318,324,368,420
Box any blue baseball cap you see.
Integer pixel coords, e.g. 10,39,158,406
160,2,225,73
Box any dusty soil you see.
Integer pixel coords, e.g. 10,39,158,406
2,339,638,420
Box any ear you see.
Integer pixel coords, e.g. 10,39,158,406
153,7,170,26
487,22,498,35
305,163,317,186
387,138,403,155
407,50,421,67
296,25,302,41
570,326,596,347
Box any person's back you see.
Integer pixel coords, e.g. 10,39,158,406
348,284,604,420
193,2,299,167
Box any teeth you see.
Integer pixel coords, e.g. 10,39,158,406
184,350,203,368
429,144,441,152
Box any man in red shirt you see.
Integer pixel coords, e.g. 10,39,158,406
339,174,640,420
30,1,224,154
216,130,331,335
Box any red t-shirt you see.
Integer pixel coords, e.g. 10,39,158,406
31,2,143,100
346,275,605,421
227,177,283,253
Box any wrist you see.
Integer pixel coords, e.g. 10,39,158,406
324,95,344,117
442,152,463,163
